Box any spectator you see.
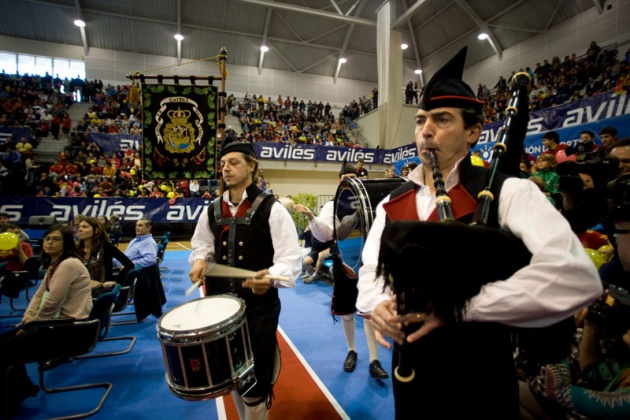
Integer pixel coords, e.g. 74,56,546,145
532,154,560,205
0,224,92,416
356,158,368,179
124,218,158,268
541,130,573,158
76,216,134,298
599,126,618,156
0,224,33,271
15,137,32,158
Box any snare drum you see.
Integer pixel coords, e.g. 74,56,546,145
157,295,256,401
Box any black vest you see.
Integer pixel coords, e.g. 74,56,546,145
208,184,275,272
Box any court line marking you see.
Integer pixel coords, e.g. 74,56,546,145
215,395,228,420
214,327,350,419
277,326,350,420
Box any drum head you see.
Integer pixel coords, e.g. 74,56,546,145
160,295,243,332
333,177,406,273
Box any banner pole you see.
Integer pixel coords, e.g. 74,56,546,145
217,47,228,183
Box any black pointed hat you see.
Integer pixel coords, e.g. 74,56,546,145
219,132,255,159
339,158,356,178
419,47,484,112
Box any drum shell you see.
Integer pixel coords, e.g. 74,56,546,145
157,295,255,401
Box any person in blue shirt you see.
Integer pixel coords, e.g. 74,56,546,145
123,218,158,268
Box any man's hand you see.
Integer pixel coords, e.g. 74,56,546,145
189,259,207,285
242,269,273,295
294,204,314,221
370,295,446,346
369,297,404,345
404,312,446,343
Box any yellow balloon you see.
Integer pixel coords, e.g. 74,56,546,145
167,192,175,198
93,194,101,198
160,185,168,191
130,169,136,175
128,191,135,197
584,248,605,270
471,155,485,167
597,244,614,262
0,232,18,250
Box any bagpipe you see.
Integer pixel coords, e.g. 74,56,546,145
377,73,576,382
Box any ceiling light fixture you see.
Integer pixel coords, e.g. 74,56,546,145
260,45,269,52
477,33,489,40
338,58,347,64
174,33,184,41
74,19,86,27
414,69,422,75
401,43,409,50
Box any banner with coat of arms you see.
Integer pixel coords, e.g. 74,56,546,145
142,84,217,180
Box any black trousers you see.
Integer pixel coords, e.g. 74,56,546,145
392,322,519,420
204,284,281,400
0,327,47,413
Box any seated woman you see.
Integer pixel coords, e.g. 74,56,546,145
76,217,135,297
0,224,93,416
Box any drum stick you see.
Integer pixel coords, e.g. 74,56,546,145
185,280,202,296
205,263,289,282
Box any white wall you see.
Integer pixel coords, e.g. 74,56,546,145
0,34,376,113
464,0,630,90
0,35,84,61
354,103,417,149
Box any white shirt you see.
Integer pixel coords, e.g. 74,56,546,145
189,181,200,193
306,200,357,242
357,160,603,328
189,189,302,288
308,201,335,243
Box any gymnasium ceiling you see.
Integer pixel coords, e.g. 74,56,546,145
0,0,607,83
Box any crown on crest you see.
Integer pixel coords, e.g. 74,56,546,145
167,107,191,125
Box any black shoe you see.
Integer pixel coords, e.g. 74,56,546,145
344,350,357,372
369,360,389,380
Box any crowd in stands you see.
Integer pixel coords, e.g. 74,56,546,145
228,93,368,148
476,42,629,123
401,42,630,124
0,39,629,200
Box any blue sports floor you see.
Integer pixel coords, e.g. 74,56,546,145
2,249,395,419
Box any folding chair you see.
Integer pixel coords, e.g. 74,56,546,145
4,319,112,419
75,284,136,359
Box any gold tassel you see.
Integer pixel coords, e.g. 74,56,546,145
129,84,140,105
217,62,228,79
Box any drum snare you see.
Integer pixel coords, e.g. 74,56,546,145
157,295,256,401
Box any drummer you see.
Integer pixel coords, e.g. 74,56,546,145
188,133,301,420
294,161,389,380
356,46,602,418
